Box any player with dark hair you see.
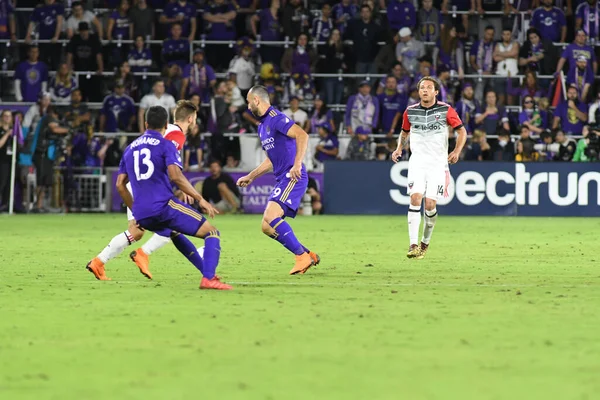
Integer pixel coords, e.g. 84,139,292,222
86,101,213,282
391,76,467,259
237,85,320,275
113,106,231,289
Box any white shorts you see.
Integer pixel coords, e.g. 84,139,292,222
407,162,449,200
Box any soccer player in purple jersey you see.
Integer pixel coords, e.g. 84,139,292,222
237,86,320,275
114,106,232,290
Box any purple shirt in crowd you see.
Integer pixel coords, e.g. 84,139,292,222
554,100,588,135
15,61,48,102
72,133,101,167
476,105,508,135
331,2,358,34
182,62,216,103
561,43,596,76
518,108,548,130
204,2,236,40
119,130,183,220
163,1,197,37
0,0,14,39
101,94,136,133
531,6,566,43
50,75,78,101
576,2,600,40
387,0,416,31
162,38,190,68
470,40,495,72
110,10,131,39
259,8,281,41
316,134,339,162
128,48,153,73
455,98,480,134
309,108,333,134
257,106,305,181
567,66,594,95
312,17,334,41
31,3,64,39
378,92,405,131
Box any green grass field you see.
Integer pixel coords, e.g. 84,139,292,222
1,214,599,400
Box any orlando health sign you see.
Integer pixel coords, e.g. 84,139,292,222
324,161,600,216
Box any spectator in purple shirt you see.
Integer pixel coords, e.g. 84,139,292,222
436,25,465,80
387,0,416,32
181,48,217,103
552,84,588,135
204,0,237,70
469,25,496,103
508,70,545,105
519,95,548,135
162,23,190,70
0,0,16,49
251,0,282,65
566,56,594,101
99,82,136,133
107,0,133,68
314,125,339,163
345,80,380,135
160,0,197,41
454,83,480,135
25,0,64,70
14,46,49,103
555,30,598,80
475,90,510,135
531,0,567,43
376,62,412,99
281,33,318,73
377,75,404,137
575,0,600,42
49,63,78,106
312,3,334,42
332,0,358,35
307,95,335,134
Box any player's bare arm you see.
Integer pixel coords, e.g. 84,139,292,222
392,130,410,163
448,126,467,164
237,157,273,187
116,173,133,209
168,165,219,218
286,124,309,180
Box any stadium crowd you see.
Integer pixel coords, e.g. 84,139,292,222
1,0,600,212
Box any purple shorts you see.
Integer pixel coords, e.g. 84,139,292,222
269,174,308,218
137,197,206,237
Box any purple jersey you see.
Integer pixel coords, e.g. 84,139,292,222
0,0,14,39
50,75,78,102
554,101,588,135
259,8,281,41
31,3,64,39
561,43,596,76
119,130,183,220
109,10,131,39
127,48,153,73
204,2,236,40
387,0,416,31
102,94,136,133
162,38,190,68
15,61,48,102
455,98,480,134
332,2,358,34
258,106,305,181
316,134,339,162
163,1,197,37
378,92,404,131
567,66,594,96
182,63,216,103
531,7,566,43
518,109,548,130
312,17,334,41
576,2,600,40
309,109,333,134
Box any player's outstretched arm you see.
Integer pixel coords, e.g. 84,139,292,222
168,165,219,218
448,126,467,164
116,173,133,209
392,130,409,163
286,124,309,180
237,157,272,187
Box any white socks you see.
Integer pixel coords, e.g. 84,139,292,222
407,206,421,246
423,208,438,245
141,234,171,255
97,230,136,263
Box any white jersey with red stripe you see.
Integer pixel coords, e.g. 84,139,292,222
124,124,186,220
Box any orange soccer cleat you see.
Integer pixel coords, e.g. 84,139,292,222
308,251,320,266
86,257,110,281
289,253,314,275
129,249,152,280
200,276,233,290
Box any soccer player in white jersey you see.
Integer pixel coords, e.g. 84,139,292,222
86,100,197,281
391,76,467,259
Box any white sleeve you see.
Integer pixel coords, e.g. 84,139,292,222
23,106,37,128
168,95,177,109
589,103,598,124
139,95,150,110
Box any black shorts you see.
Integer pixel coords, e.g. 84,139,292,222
33,153,54,187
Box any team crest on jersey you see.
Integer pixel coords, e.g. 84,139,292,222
266,126,271,134
408,182,414,189
435,115,440,121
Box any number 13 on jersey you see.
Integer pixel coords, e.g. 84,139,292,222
133,148,155,181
